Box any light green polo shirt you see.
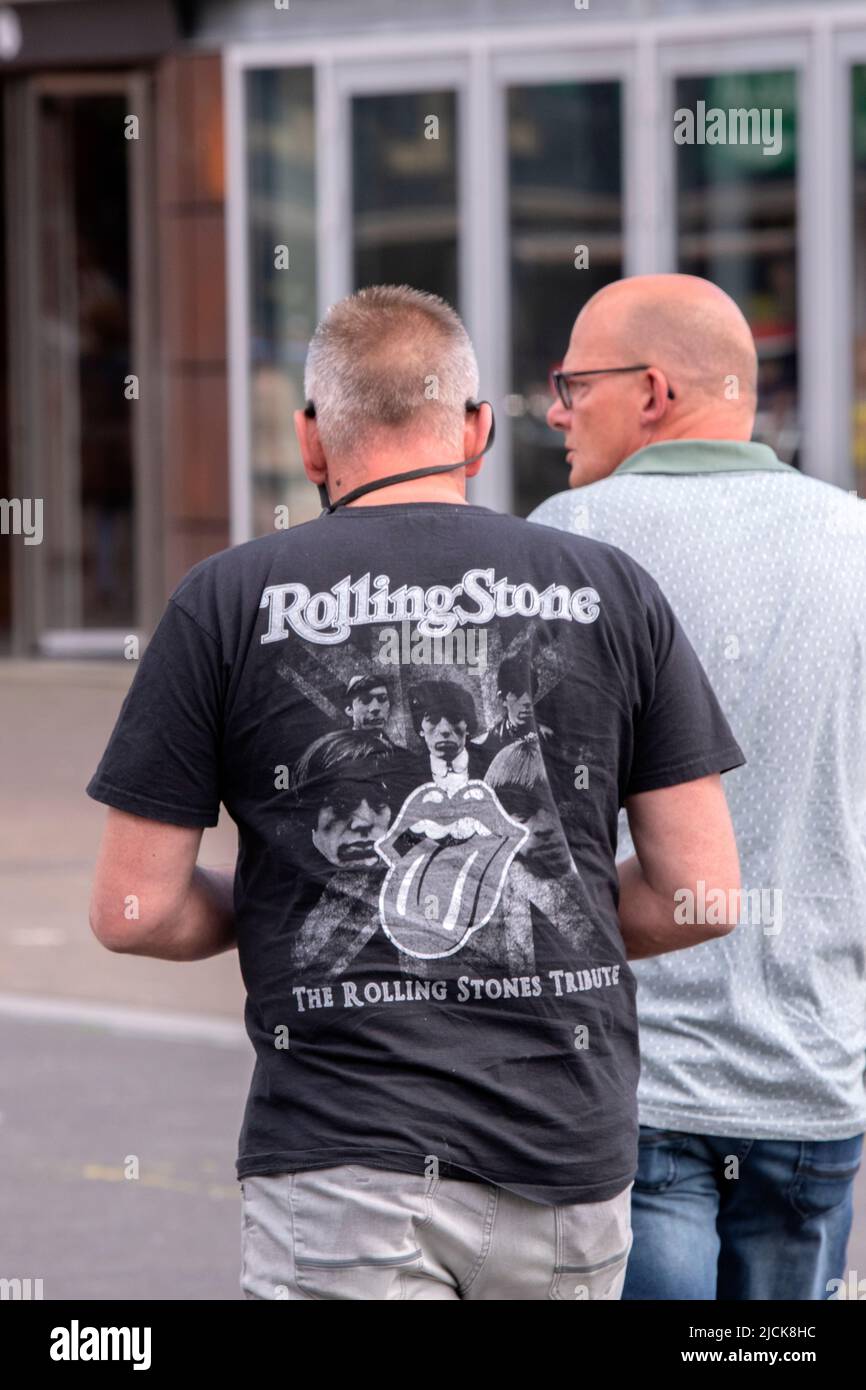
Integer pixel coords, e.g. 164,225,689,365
531,440,866,1140
614,438,794,475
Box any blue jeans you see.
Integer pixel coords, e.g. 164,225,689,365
623,1127,864,1300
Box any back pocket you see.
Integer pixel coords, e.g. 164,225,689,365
789,1136,864,1219
291,1165,428,1300
550,1185,633,1301
633,1128,690,1193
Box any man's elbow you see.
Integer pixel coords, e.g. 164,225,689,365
88,894,170,955
677,863,742,943
90,901,137,953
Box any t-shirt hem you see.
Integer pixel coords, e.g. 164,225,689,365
236,1149,634,1205
86,776,220,829
639,1103,866,1142
626,743,745,796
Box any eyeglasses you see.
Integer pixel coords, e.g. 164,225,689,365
550,364,675,410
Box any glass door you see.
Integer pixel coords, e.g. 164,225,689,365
240,56,470,537
7,72,157,655
333,57,469,312
490,50,629,517
236,46,629,529
673,69,800,464
502,76,625,515
656,36,808,473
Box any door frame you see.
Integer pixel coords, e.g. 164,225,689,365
4,69,160,656
834,24,866,496
489,45,636,513
654,32,845,487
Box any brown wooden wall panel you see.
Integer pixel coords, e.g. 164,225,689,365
163,371,229,523
192,210,227,364
164,526,231,585
160,209,226,366
156,50,225,208
155,51,230,597
160,214,200,362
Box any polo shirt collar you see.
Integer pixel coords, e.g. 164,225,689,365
615,439,795,476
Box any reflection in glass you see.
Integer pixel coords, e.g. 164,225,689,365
507,83,623,516
675,72,798,465
38,94,134,629
352,91,458,305
851,66,866,498
246,68,318,533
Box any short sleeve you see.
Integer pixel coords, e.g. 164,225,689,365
86,598,224,827
626,577,745,798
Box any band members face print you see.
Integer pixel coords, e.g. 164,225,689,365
410,680,478,761
485,735,573,879
314,782,389,868
291,730,397,871
497,654,537,735
282,641,591,976
403,680,492,796
472,652,553,761
344,675,391,734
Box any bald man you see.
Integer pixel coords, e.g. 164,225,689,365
531,273,866,1302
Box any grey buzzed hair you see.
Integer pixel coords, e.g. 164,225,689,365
304,284,480,460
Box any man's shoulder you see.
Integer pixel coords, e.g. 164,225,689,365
170,520,328,609
787,470,866,523
165,527,316,641
527,489,623,550
532,470,866,560
523,498,663,595
529,484,619,528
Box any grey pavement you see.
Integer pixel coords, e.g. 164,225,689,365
0,1011,250,1300
0,660,243,1017
1,661,249,1299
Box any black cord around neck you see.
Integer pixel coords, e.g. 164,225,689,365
315,402,496,513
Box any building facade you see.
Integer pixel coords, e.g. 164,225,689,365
2,0,866,656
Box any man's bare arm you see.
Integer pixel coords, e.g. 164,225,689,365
618,772,740,960
89,807,236,961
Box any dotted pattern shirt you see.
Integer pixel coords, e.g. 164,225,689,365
531,440,866,1140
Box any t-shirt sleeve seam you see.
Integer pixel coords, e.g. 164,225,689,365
86,775,220,828
626,743,745,796
168,594,221,647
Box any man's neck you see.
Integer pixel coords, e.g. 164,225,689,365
327,447,470,508
637,418,754,450
341,479,469,507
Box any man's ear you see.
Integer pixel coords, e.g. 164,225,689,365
294,408,328,484
639,369,672,425
462,401,493,478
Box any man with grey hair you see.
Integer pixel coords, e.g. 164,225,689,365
303,282,480,462
87,283,743,1300
532,271,866,1301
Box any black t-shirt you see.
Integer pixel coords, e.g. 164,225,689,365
87,502,744,1204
